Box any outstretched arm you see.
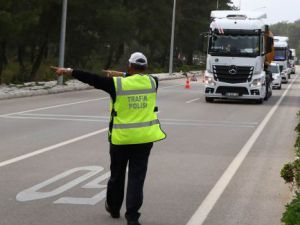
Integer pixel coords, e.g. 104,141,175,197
50,66,116,98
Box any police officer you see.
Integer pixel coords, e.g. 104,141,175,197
51,52,166,225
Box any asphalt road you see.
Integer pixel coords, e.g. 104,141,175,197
0,71,299,225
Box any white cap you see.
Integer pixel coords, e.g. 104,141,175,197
128,52,148,66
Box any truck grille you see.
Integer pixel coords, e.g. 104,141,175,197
213,65,254,83
216,86,249,96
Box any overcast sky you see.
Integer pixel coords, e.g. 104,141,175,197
230,0,300,24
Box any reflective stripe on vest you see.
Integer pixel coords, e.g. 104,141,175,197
113,119,160,129
115,76,156,96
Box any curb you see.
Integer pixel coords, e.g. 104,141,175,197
0,71,203,100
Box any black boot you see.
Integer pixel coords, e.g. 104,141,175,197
127,220,141,225
105,201,120,219
125,214,141,225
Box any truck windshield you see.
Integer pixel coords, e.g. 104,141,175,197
274,48,287,61
208,35,260,57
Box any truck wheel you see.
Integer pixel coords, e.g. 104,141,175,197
256,98,263,104
205,97,214,103
278,84,282,90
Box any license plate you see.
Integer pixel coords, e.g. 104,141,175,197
226,92,239,97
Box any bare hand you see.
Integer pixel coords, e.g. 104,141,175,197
102,70,124,77
50,66,73,76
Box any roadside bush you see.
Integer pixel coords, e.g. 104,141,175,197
1,63,19,84
281,192,300,225
281,111,300,224
281,163,295,184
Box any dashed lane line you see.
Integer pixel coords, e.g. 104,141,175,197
186,98,201,103
186,75,298,225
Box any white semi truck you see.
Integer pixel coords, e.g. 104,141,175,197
204,10,274,103
273,36,291,79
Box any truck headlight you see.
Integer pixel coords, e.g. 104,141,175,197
250,78,262,88
272,74,280,80
204,76,216,86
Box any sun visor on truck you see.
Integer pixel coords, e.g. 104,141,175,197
212,29,261,35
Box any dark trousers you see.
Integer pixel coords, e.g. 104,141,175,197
106,142,153,221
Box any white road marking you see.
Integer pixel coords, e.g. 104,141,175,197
0,97,109,117
3,113,258,126
1,114,257,128
186,98,201,104
161,118,258,125
17,166,110,205
1,115,109,123
0,128,108,168
186,75,298,225
17,166,103,202
0,83,183,117
159,84,183,89
18,113,109,119
162,121,256,128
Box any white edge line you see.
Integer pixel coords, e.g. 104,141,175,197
0,128,108,168
186,75,298,225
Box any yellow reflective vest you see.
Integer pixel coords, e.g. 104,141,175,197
110,74,166,145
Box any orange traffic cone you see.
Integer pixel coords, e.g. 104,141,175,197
185,78,191,89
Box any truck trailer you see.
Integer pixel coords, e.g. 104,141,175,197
290,48,297,74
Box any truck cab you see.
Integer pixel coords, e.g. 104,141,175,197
204,11,274,103
273,36,291,78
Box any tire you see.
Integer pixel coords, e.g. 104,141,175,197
256,98,263,104
278,84,282,90
205,97,214,103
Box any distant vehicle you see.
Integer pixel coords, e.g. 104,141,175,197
268,63,282,89
204,10,274,104
273,36,291,78
290,48,297,74
280,70,289,83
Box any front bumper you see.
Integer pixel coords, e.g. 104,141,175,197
272,77,282,87
204,83,264,100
